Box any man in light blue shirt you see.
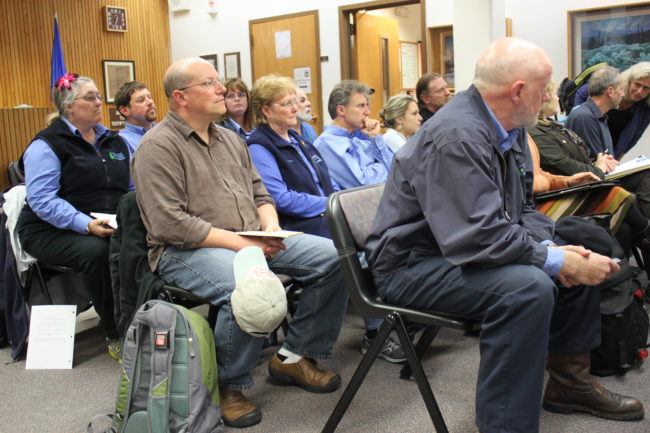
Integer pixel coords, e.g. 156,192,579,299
315,80,394,189
115,81,157,155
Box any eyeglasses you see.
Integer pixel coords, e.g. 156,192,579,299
75,93,103,102
179,78,223,92
273,99,299,109
225,92,247,100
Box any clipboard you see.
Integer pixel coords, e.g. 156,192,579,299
534,180,621,201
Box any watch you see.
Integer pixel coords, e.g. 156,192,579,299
104,6,127,32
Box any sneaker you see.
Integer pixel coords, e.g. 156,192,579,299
107,338,121,361
361,335,407,363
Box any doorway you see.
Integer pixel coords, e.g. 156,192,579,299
339,1,426,120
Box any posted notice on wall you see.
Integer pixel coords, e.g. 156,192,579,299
275,30,292,59
25,305,77,369
293,67,312,94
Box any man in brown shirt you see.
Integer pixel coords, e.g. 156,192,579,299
132,58,348,428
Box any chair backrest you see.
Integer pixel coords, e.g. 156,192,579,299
7,161,24,186
326,184,385,318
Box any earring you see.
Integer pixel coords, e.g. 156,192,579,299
396,123,403,131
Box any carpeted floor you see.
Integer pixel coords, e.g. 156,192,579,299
1,306,649,433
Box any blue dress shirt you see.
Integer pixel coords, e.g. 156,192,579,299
24,118,133,234
249,136,340,217
314,125,394,189
483,101,564,276
300,122,318,143
118,121,155,156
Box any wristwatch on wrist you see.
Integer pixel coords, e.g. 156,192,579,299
84,224,91,234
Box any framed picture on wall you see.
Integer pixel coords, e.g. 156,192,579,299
224,52,241,79
568,2,650,78
200,54,218,72
102,60,135,104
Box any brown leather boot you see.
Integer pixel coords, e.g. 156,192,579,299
219,386,262,428
543,352,644,421
268,353,341,393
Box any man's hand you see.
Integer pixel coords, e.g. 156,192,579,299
555,246,619,287
237,235,286,259
87,219,114,238
594,153,610,173
605,154,619,172
567,172,600,186
360,118,381,138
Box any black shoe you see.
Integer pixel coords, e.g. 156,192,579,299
361,335,407,363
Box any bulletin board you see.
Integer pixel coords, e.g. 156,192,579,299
399,41,419,90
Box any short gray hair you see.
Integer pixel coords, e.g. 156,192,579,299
328,80,371,119
588,66,621,96
380,95,417,128
473,38,545,91
163,57,212,100
52,76,95,119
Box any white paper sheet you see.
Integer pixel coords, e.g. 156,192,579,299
275,30,292,59
90,212,118,229
26,305,77,369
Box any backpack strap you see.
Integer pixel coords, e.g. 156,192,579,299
145,302,177,433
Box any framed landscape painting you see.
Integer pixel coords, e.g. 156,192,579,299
569,2,650,77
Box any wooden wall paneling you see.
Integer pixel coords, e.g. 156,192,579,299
0,0,171,190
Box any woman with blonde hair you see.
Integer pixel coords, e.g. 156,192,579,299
379,94,422,152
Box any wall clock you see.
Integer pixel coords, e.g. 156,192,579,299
104,6,127,32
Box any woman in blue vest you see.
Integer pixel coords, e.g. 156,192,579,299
247,75,337,238
247,75,406,364
17,74,131,358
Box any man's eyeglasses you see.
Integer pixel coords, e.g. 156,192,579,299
225,92,247,100
273,99,299,109
75,93,103,102
179,78,223,92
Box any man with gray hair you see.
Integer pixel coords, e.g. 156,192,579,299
314,80,394,190
567,66,624,158
132,57,348,428
366,38,643,432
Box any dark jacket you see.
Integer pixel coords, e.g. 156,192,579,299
109,191,166,337
527,120,605,179
366,85,553,276
247,124,335,237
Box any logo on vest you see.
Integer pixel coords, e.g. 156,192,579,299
109,152,126,160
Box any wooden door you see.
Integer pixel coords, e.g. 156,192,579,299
250,11,322,133
354,13,400,121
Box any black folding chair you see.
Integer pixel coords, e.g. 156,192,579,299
322,184,479,433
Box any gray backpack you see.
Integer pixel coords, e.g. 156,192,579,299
88,300,224,433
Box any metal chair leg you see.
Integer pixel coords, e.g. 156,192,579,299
31,263,54,304
400,324,440,379
394,317,449,433
321,314,396,433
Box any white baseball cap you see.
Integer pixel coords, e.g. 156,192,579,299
231,246,288,336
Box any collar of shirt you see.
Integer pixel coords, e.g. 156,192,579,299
481,99,519,153
323,124,355,138
124,121,155,136
61,117,110,149
586,98,608,121
168,110,221,145
227,117,251,138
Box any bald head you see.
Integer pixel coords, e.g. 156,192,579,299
473,37,552,130
473,37,551,92
163,57,213,100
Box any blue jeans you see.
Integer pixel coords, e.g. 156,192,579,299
157,234,348,390
375,250,600,433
